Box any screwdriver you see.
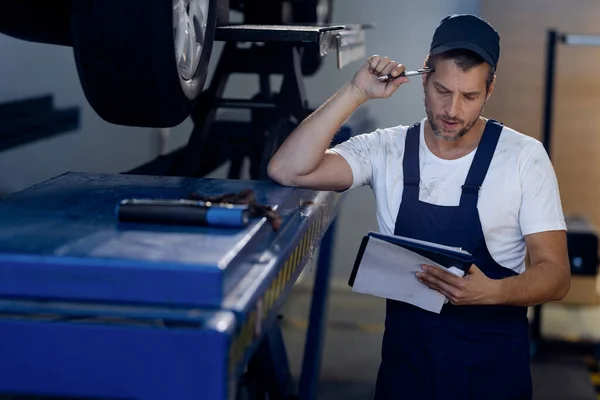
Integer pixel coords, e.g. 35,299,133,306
116,198,250,228
378,67,434,82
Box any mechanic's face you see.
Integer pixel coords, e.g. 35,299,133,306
423,58,494,142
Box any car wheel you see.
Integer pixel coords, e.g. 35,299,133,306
70,0,217,127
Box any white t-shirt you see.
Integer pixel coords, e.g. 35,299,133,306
330,117,567,274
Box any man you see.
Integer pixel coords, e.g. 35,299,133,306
268,14,570,399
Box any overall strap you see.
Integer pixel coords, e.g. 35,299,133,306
460,119,503,208
403,123,421,198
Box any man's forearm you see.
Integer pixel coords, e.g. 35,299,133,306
493,262,570,306
268,82,366,179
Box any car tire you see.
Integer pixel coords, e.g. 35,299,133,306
70,0,218,127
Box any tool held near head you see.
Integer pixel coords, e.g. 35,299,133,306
378,67,434,82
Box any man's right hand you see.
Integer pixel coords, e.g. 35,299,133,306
350,55,410,101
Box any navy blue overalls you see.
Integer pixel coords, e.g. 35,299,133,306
373,120,532,400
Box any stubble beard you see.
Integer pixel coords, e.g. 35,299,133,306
424,88,484,143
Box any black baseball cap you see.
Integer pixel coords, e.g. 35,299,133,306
429,14,500,71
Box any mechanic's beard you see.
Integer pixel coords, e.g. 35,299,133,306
424,91,484,143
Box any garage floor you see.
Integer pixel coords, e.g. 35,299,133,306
281,273,600,400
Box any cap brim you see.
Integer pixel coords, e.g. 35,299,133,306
430,40,496,70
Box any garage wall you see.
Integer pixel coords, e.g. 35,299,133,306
480,0,600,232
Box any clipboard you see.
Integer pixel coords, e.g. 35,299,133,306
348,232,474,287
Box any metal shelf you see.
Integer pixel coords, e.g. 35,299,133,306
215,23,371,69
215,23,345,43
0,95,79,153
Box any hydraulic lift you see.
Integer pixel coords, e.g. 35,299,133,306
128,22,369,180
0,2,370,399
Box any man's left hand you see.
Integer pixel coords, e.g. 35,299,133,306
416,264,501,305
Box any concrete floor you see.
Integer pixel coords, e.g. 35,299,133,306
281,273,600,400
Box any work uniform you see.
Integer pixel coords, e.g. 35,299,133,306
330,117,566,400
373,120,531,399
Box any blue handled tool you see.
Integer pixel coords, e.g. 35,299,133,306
116,198,250,228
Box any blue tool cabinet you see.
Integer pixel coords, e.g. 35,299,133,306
0,172,342,400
